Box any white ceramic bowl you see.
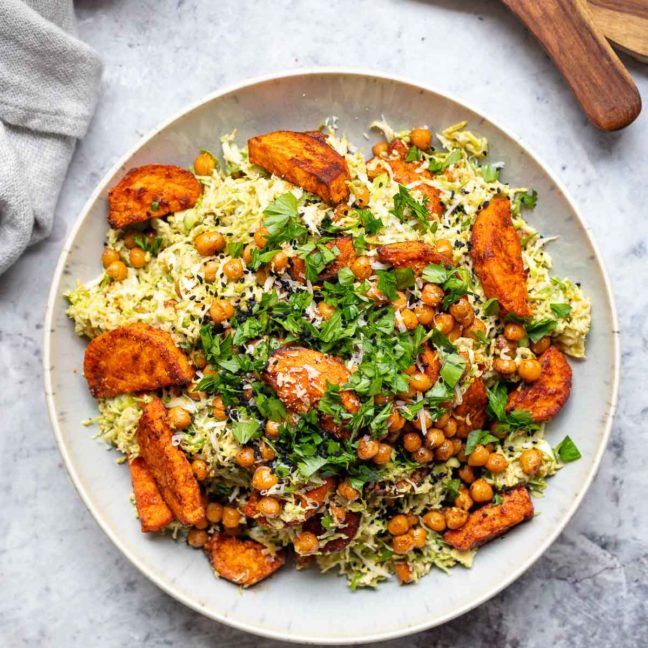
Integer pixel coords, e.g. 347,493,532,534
44,70,619,644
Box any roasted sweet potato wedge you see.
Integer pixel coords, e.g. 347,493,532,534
83,323,193,398
470,197,531,318
453,377,488,439
319,236,357,280
377,241,452,274
248,130,350,204
444,485,534,551
129,457,174,532
303,511,361,554
205,534,285,587
419,344,441,385
136,399,206,527
264,347,359,415
506,346,572,422
108,164,202,229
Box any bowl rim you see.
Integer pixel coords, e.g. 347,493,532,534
43,67,620,644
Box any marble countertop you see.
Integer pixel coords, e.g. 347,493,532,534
1,0,646,645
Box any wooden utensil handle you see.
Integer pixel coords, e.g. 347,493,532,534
502,0,641,130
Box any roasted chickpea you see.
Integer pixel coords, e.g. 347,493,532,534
485,453,509,474
194,231,226,256
223,258,244,281
373,443,393,465
449,297,474,326
123,231,138,249
414,446,434,464
206,502,224,524
254,226,269,248
464,318,487,342
410,127,432,150
106,260,128,281
337,480,360,501
458,464,476,484
445,507,469,530
210,299,234,323
403,432,423,453
101,248,121,269
435,439,454,462
256,267,269,285
203,260,219,282
354,185,370,207
194,151,216,176
412,410,432,432
414,304,435,326
443,418,458,438
387,514,410,536
191,459,208,481
436,239,453,259
448,324,463,342
294,531,319,555
317,301,336,320
455,486,473,511
531,336,551,355
242,244,255,265
252,466,278,490
409,372,433,393
470,478,494,503
357,436,380,460
520,448,543,475
504,323,526,342
436,412,450,428
191,350,207,370
392,533,415,554
168,406,192,430
434,313,455,335
187,528,208,548
451,438,463,456
351,256,372,280
212,396,227,421
387,409,406,433
392,291,407,311
259,442,276,462
518,358,542,383
265,420,281,439
493,358,517,375
423,510,446,532
467,444,490,467
257,496,282,518
222,506,241,529
270,251,289,273
425,428,445,449
394,562,413,584
496,335,518,356
372,141,389,157
410,526,428,549
421,283,445,307
235,447,255,469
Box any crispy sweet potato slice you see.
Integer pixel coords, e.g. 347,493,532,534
377,241,452,274
205,534,285,587
506,346,572,422
129,457,174,532
83,323,193,398
444,485,534,551
108,164,202,229
453,377,488,439
470,197,531,318
136,399,206,527
319,236,357,280
303,511,361,554
248,130,350,204
419,344,441,385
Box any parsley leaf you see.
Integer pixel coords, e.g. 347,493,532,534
465,429,499,455
482,164,500,183
394,268,415,291
226,241,244,258
512,189,538,211
376,270,398,301
526,318,557,343
428,148,462,174
391,184,429,227
231,419,260,444
356,209,384,235
422,263,452,284
482,297,500,316
255,393,288,421
298,455,329,478
555,435,581,462
262,192,308,247
405,146,421,162
440,352,466,388
550,303,572,319
134,235,163,256
446,478,462,501
150,200,159,211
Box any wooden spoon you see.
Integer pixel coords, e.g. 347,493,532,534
501,0,641,130
588,0,648,63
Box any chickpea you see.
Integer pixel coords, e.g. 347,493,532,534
518,358,542,383
423,510,446,532
410,127,432,150
531,336,551,355
191,350,207,370
455,487,473,510
101,248,121,269
194,231,226,256
520,448,543,475
458,464,476,484
212,396,227,421
410,526,428,549
106,260,128,281
394,562,413,584
436,412,450,428
336,480,360,501
493,358,517,375
425,428,445,449
256,267,269,285
373,443,393,465
167,406,192,430
351,256,372,280
372,141,389,157
387,409,406,433
206,502,224,524
252,466,278,490
414,304,435,327
387,514,410,536
123,231,138,249
254,226,269,248
257,496,282,518
242,244,255,265
270,251,289,273
259,442,276,462
187,528,208,548
451,438,463,456
443,418,458,438
403,431,423,453
265,420,281,439
421,283,445,307
448,324,463,342
412,410,432,432
467,444,490,467
293,531,319,555
485,453,509,474
194,151,216,176
354,185,370,207
202,260,219,283
222,506,241,528
393,533,415,554
445,507,469,530
223,258,244,281
392,291,407,311
504,322,526,342
414,446,434,464
191,459,208,481
470,479,494,503
209,299,234,324
317,301,336,320
409,372,433,392
449,297,474,325
436,239,453,259
434,313,455,335
496,335,518,356
435,439,454,462
464,318,487,341
357,436,379,460
235,447,255,469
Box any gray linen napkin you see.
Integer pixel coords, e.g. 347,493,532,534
0,0,102,275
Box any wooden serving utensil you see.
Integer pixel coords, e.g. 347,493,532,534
589,0,648,63
501,0,642,130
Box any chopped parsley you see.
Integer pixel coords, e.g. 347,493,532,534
550,303,572,319
554,435,582,463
